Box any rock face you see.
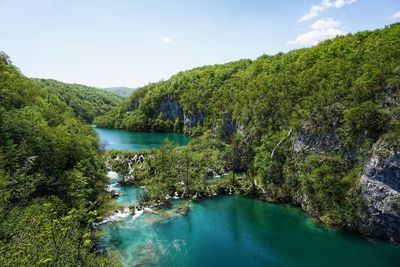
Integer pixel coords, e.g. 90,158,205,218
183,110,204,129
127,98,139,112
358,138,400,242
221,112,237,137
293,126,340,154
157,98,207,131
292,122,400,242
155,98,241,134
159,98,183,121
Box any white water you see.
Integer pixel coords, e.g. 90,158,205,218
107,171,119,180
106,182,119,192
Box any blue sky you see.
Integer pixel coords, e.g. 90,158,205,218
0,0,399,88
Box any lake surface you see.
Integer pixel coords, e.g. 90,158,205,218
94,127,192,150
101,193,400,267
98,128,400,267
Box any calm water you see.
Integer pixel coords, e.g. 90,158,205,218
101,194,400,267
98,128,400,267
94,127,192,150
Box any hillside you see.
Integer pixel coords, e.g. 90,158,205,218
37,79,123,123
0,52,115,265
95,24,400,137
101,87,136,97
95,24,400,242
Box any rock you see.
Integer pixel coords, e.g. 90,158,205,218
184,110,204,129
127,98,139,111
176,205,190,216
221,111,237,137
358,136,400,242
110,190,119,198
159,98,183,121
293,125,340,154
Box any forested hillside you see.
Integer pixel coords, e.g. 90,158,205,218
0,53,115,266
95,24,400,138
37,79,123,123
95,23,400,241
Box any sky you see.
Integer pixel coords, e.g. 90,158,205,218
0,0,399,88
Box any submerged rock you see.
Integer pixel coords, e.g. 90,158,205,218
177,205,190,216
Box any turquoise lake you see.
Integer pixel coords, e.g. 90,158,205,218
96,128,400,267
94,127,192,150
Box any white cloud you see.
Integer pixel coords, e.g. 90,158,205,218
388,11,400,20
311,17,340,30
299,0,356,22
288,18,346,46
162,36,172,43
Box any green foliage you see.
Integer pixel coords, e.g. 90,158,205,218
97,24,399,143
297,154,359,224
94,60,252,132
94,24,400,226
106,135,228,203
254,131,290,185
0,53,115,265
342,101,389,145
0,199,116,266
37,79,123,123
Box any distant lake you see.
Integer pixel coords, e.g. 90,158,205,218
94,127,192,150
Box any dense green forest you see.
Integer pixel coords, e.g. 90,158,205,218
96,24,400,228
105,134,230,202
0,53,116,266
95,23,400,137
37,79,123,123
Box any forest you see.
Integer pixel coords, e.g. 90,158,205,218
95,23,400,227
0,53,117,266
38,79,123,124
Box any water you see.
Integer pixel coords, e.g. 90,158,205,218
98,129,400,267
107,181,142,206
94,127,192,150
101,195,400,267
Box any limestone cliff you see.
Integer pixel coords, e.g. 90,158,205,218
358,136,400,242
